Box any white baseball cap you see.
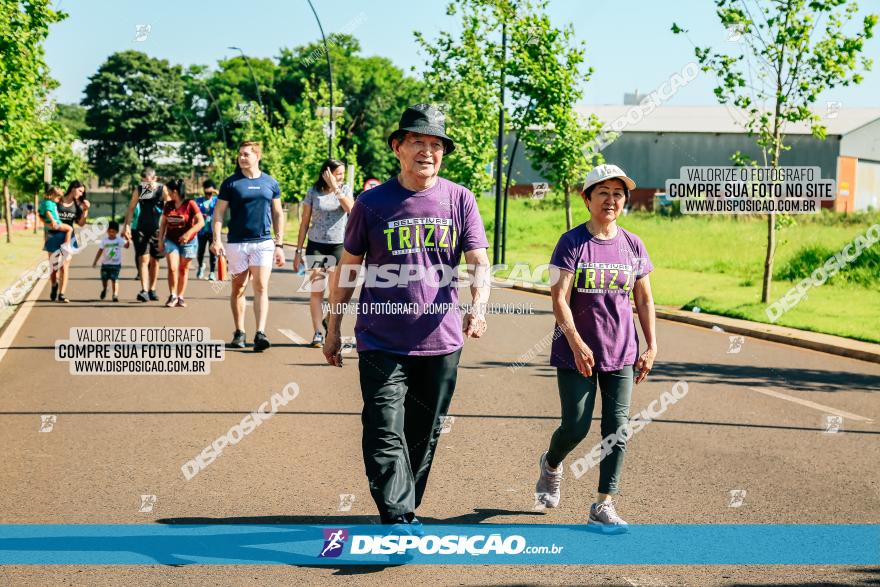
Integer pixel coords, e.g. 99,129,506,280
583,164,636,193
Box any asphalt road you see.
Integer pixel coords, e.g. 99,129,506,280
0,245,878,586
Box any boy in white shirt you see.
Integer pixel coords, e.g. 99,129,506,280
92,221,129,302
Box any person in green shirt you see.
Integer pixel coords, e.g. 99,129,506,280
38,186,74,302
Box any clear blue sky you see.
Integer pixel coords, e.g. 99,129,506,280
46,0,880,108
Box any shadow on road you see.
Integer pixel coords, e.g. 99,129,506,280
419,508,544,524
464,359,880,393
0,410,877,434
650,361,880,394
729,565,880,586
158,508,539,527
147,509,541,574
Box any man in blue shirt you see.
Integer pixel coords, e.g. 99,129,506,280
212,141,285,351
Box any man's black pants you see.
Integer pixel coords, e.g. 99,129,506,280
358,348,461,521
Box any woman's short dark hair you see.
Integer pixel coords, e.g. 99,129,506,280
313,159,345,192
166,178,187,198
202,179,216,190
584,179,630,201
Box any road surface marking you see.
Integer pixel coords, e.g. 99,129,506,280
748,387,873,422
0,274,49,366
278,328,307,344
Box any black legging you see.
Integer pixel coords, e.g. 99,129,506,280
197,232,216,272
547,366,634,495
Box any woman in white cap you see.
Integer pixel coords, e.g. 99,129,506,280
533,163,657,533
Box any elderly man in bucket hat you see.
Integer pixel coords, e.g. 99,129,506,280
324,103,491,526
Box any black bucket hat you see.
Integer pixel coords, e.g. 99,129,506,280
387,103,456,154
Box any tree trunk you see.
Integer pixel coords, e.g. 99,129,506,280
761,121,785,304
3,179,12,244
761,23,793,304
761,211,775,303
563,182,572,230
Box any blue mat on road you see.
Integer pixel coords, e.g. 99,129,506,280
0,524,876,565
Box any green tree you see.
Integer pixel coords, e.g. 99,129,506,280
54,103,88,137
507,1,604,229
81,50,185,185
14,118,88,202
0,0,66,242
181,57,278,175
178,38,421,183
673,0,877,303
415,2,502,196
227,84,340,202
417,0,602,228
276,35,423,181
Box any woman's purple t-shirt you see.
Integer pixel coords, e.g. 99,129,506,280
549,225,653,372
344,177,489,356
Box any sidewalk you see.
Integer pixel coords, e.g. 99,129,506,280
0,220,38,236
502,280,880,364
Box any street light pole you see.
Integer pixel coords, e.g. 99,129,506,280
199,81,229,149
502,133,519,265
228,46,265,115
502,98,534,264
306,0,335,158
492,22,507,265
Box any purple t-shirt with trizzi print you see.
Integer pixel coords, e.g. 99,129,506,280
344,176,489,356
549,224,653,372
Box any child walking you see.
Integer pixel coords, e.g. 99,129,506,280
92,221,129,302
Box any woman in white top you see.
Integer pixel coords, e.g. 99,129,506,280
293,159,355,347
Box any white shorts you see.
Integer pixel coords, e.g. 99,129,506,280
226,240,275,275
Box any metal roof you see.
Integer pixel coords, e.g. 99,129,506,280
574,105,880,136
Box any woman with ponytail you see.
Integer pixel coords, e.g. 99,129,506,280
157,179,204,307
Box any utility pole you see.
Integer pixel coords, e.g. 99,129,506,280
492,22,507,265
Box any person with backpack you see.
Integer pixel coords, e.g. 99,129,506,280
157,179,204,307
123,168,167,302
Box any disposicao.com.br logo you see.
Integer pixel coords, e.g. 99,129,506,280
319,528,348,558
317,528,563,558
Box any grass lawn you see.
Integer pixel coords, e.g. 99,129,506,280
0,229,46,327
478,196,880,343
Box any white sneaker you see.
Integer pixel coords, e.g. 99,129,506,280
588,500,628,533
534,452,562,508
209,271,217,281
197,265,206,280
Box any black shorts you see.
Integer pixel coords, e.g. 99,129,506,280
100,265,121,281
133,228,164,259
305,240,343,269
